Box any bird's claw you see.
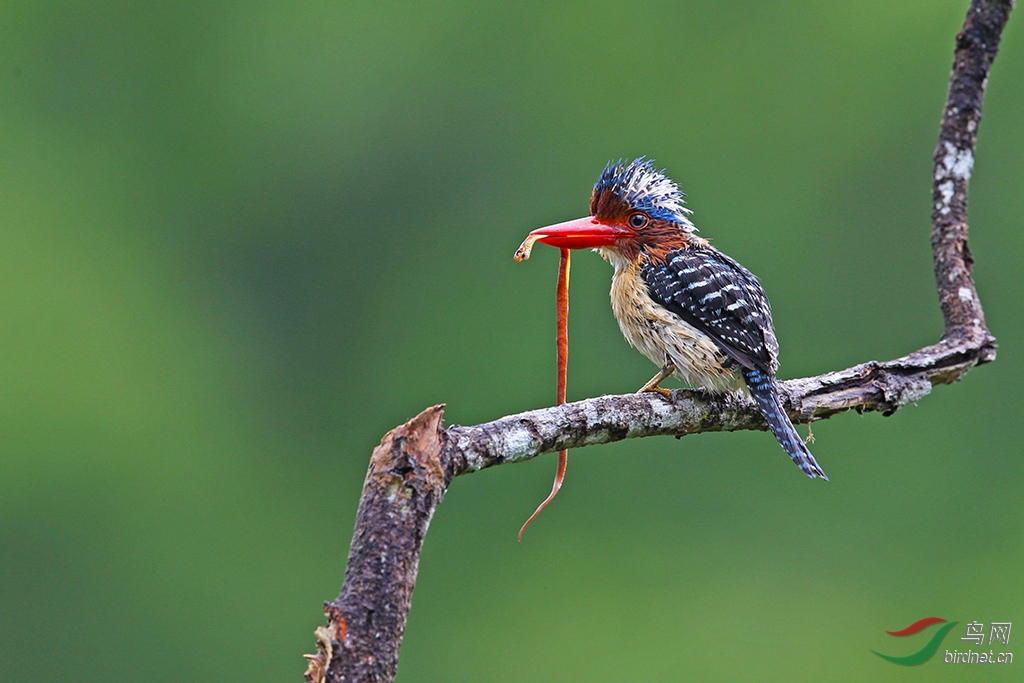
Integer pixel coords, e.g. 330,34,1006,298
637,362,676,397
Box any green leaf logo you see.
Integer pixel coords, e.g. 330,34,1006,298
871,617,958,666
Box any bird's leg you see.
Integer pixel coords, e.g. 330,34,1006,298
638,361,676,398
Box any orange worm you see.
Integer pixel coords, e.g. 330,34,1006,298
518,247,570,540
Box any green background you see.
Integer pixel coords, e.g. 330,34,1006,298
1,1,1021,681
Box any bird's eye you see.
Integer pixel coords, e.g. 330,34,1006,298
628,213,649,229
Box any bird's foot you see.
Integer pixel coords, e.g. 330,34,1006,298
637,362,676,398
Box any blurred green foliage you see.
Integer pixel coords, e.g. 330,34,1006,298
0,1,1021,681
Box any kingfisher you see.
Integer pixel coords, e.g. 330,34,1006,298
523,158,827,479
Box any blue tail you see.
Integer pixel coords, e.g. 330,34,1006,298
742,368,828,480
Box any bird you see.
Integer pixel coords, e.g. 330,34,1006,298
522,158,827,480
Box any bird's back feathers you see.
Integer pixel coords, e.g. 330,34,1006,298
642,246,778,375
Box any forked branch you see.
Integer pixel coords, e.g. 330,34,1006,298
309,2,1010,681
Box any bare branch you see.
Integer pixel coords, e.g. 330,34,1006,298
932,0,1012,338
444,334,994,478
318,406,447,683
313,2,1011,681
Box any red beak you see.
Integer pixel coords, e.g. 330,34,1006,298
527,216,633,250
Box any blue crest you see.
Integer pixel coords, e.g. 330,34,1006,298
594,158,696,230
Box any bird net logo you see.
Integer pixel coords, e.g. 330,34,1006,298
871,617,1013,666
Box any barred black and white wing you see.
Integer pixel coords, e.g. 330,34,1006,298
641,246,778,375
641,245,827,480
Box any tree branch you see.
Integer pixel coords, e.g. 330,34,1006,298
309,2,1010,681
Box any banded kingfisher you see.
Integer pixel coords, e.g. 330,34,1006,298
523,158,827,480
